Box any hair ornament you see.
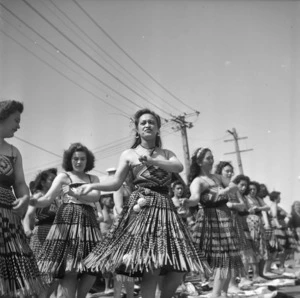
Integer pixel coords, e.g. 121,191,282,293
192,147,208,159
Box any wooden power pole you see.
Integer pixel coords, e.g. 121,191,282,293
170,111,200,181
224,128,253,174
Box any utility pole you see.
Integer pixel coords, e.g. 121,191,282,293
170,111,200,181
224,128,253,174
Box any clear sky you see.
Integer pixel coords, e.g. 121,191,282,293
1,0,300,211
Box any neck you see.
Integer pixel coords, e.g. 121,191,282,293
201,168,212,177
140,142,156,149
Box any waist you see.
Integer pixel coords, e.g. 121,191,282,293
62,195,94,206
0,183,12,190
202,198,228,208
134,184,169,195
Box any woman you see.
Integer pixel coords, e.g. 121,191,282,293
244,181,270,282
23,168,59,298
215,163,253,293
233,175,257,288
185,148,244,298
33,143,102,298
0,99,45,297
79,109,211,298
269,191,296,273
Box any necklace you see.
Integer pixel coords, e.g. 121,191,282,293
136,144,156,158
139,144,156,150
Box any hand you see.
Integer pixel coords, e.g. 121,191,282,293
24,229,33,238
226,202,233,209
138,154,153,164
12,195,29,217
77,184,94,196
62,185,77,197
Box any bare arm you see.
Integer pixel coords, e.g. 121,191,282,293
113,186,124,215
12,147,30,216
186,177,202,207
79,150,132,194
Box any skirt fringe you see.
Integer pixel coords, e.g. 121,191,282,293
84,187,212,277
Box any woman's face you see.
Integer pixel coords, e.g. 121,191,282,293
237,180,248,194
249,184,258,197
71,151,87,173
173,184,184,198
200,150,214,172
221,165,233,180
0,111,21,138
137,113,159,141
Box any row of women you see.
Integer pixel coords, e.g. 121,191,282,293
0,99,299,298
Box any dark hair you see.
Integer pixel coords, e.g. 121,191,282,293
249,181,261,194
0,100,24,121
62,143,95,172
188,147,211,183
30,168,57,194
215,161,233,175
258,183,269,198
171,180,184,190
232,174,250,195
131,108,162,148
269,191,281,202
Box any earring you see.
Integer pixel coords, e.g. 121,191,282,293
136,134,140,139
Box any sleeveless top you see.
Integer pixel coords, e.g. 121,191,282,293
61,172,94,206
0,145,16,189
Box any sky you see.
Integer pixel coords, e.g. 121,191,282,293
1,0,300,211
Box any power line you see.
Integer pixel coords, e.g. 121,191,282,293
72,0,196,113
1,1,143,113
43,0,182,114
0,25,131,117
0,16,133,116
20,0,170,117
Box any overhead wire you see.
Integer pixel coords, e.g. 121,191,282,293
20,0,171,118
0,16,133,116
0,25,130,117
73,0,196,113
0,2,143,113
43,0,180,115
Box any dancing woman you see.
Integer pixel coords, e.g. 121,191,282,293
79,109,211,298
33,143,103,298
184,148,244,298
0,100,45,297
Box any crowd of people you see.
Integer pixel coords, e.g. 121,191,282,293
0,99,300,298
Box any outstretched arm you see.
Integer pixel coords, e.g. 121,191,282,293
78,150,131,194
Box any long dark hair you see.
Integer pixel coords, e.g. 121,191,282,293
188,147,211,184
130,108,162,149
30,168,57,194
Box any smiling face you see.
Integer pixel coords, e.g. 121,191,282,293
71,151,87,173
221,165,233,180
137,113,159,141
0,111,21,138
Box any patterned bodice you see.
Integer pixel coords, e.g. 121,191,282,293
131,164,172,194
0,154,15,189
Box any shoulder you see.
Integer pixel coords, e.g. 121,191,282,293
89,174,100,183
160,148,175,158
